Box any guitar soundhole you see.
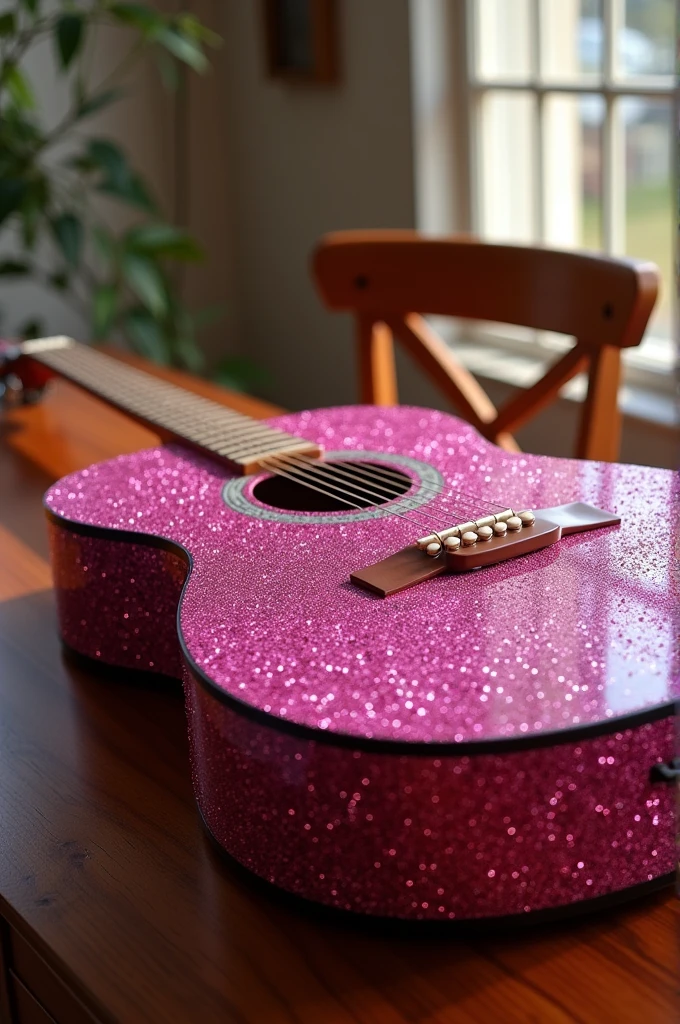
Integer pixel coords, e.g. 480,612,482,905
252,461,412,513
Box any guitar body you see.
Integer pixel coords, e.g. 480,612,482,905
44,405,678,922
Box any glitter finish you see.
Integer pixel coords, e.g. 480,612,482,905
185,667,676,919
48,521,185,677
43,405,678,918
44,405,679,745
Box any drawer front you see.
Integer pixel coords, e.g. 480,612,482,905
8,974,55,1024
6,926,99,1024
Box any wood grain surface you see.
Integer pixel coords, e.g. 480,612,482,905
0,362,677,1024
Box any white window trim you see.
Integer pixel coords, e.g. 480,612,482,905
410,0,677,397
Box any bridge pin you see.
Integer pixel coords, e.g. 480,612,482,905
477,525,493,541
444,536,461,552
493,521,508,536
426,542,442,557
462,531,478,546
518,510,535,526
507,516,522,531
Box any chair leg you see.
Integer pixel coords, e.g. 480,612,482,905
577,345,622,461
356,315,398,405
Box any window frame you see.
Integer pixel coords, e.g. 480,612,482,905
447,0,677,393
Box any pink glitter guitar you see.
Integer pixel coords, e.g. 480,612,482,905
6,336,678,923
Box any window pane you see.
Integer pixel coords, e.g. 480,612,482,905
543,94,603,249
479,92,536,242
541,0,603,80
475,0,532,80
623,97,673,339
621,0,675,77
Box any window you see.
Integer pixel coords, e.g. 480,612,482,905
414,0,676,393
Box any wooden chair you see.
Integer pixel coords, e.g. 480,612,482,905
312,230,659,460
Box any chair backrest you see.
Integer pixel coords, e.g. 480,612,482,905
312,230,659,460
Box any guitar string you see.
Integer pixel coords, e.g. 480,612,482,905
260,455,495,536
289,455,506,520
268,453,505,526
35,348,507,531
34,345,510,517
326,460,510,513
269,453,489,527
258,457,435,530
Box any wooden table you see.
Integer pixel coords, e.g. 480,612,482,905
0,357,677,1024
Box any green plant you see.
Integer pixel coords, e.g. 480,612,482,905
0,1,222,372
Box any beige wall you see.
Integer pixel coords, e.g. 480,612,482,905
220,0,416,410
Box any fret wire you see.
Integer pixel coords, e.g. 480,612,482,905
33,345,299,459
223,439,317,461
186,429,286,449
195,424,292,446
189,419,284,441
214,436,303,458
34,347,509,524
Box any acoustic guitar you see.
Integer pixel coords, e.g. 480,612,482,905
5,335,677,923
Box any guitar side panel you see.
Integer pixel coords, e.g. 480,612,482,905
47,517,187,679
184,664,676,921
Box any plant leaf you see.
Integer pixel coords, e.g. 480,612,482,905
55,14,85,70
155,27,208,73
87,138,156,212
76,87,122,120
50,212,83,268
2,64,36,110
92,284,118,339
0,12,16,36
213,356,270,393
125,223,203,261
18,178,48,247
0,260,30,275
19,319,43,340
108,4,164,34
49,270,69,290
153,48,180,91
122,253,167,317
0,180,28,226
87,138,127,179
175,14,222,48
98,172,155,211
169,306,205,373
122,307,171,363
174,334,205,373
92,225,117,265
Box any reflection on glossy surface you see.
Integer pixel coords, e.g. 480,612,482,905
45,406,678,745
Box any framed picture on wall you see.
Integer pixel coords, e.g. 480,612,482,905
262,0,338,84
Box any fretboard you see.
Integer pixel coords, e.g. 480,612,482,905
23,337,321,474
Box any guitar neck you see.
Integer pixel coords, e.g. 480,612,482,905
23,337,320,474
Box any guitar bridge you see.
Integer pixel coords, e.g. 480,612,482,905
351,502,620,597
